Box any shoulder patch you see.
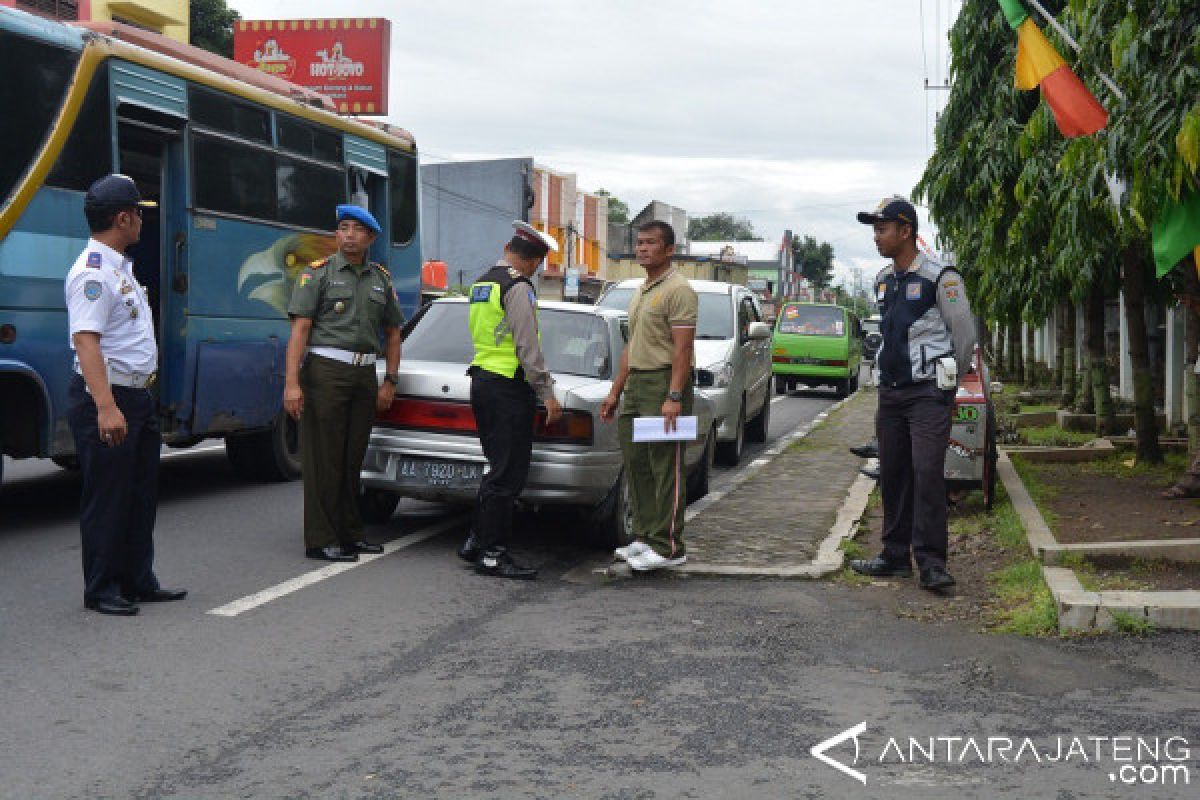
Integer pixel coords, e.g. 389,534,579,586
86,252,102,269
470,284,492,303
371,262,391,279
83,280,103,301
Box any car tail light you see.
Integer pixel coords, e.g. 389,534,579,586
377,397,478,433
534,408,593,445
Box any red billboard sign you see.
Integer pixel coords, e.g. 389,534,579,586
233,18,391,115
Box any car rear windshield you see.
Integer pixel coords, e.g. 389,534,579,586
0,30,79,207
777,305,845,337
402,303,613,378
597,285,732,340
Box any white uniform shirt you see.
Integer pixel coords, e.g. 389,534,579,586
64,239,157,374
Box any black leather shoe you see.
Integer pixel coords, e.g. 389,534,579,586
859,466,880,480
305,545,358,563
125,588,187,603
849,440,879,459
350,540,384,555
85,596,139,616
849,557,912,578
457,532,480,563
920,565,957,591
475,550,537,580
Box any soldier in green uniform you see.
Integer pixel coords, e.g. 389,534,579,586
284,205,404,562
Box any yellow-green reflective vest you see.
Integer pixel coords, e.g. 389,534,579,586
468,265,537,378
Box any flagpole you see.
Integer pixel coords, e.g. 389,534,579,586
1025,0,1126,102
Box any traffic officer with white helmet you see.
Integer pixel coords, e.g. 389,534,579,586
456,222,562,579
65,174,186,616
285,204,404,562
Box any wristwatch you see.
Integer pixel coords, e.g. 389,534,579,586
666,390,683,402
383,373,399,385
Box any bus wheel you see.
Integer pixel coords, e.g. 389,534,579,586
226,411,301,482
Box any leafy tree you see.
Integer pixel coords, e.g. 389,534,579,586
916,0,1199,462
190,0,240,58
594,189,629,225
688,213,761,241
793,234,836,289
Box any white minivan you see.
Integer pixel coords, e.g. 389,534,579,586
597,279,773,465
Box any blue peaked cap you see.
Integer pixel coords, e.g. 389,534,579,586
336,204,382,234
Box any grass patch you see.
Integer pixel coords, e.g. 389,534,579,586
831,566,874,586
1076,451,1188,484
1107,611,1156,636
1017,403,1059,414
786,436,815,453
1009,457,1060,529
838,538,867,560
988,558,1059,636
1017,425,1097,447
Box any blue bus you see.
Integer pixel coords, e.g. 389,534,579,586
0,8,422,484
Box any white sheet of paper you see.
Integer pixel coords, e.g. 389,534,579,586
632,415,698,442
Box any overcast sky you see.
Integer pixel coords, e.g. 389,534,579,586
229,0,959,286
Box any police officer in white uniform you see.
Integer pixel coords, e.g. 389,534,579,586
65,174,186,616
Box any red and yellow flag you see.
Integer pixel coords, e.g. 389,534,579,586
998,0,1107,137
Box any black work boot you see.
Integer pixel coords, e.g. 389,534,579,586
475,548,537,580
457,532,481,563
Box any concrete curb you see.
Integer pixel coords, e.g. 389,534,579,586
678,391,871,578
998,451,1200,632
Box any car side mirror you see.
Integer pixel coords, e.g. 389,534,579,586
747,321,771,340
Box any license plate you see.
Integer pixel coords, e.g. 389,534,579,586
393,457,482,489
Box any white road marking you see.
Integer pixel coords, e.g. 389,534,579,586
206,516,465,617
770,395,788,405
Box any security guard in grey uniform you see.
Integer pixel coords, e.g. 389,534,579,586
457,221,562,579
65,174,187,616
849,197,976,591
285,204,403,562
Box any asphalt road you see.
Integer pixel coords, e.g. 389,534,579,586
2,385,1198,798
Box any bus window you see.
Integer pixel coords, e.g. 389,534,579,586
388,150,417,245
48,63,113,191
0,30,78,205
193,135,276,220
189,86,270,144
277,115,343,163
277,155,344,230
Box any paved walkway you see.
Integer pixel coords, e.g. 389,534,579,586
682,387,876,573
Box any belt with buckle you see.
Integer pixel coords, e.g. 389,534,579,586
308,346,377,366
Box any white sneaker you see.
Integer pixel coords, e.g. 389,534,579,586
614,541,651,562
628,549,687,571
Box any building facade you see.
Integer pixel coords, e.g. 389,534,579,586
2,0,189,41
420,158,608,300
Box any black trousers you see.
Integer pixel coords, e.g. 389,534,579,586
67,373,161,603
470,368,535,553
876,381,954,570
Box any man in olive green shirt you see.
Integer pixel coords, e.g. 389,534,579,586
285,205,404,562
599,220,698,571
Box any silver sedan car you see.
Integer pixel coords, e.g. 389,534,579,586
359,298,716,548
